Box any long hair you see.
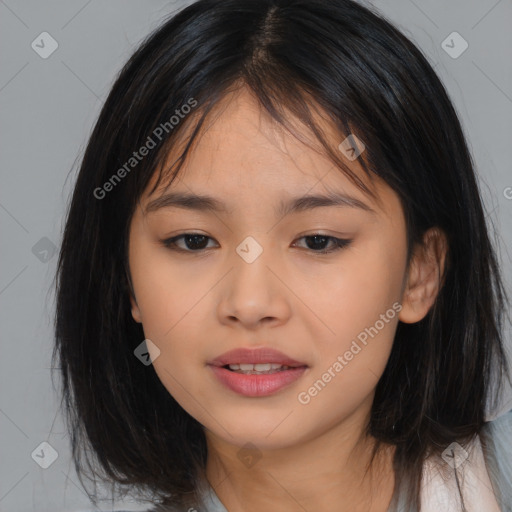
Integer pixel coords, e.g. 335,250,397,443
52,0,511,510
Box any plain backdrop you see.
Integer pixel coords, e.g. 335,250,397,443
1,1,511,511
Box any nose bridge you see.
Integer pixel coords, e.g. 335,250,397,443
217,233,288,327
231,234,274,297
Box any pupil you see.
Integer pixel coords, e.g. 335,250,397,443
306,235,328,250
186,235,208,250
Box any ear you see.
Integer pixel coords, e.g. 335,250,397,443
399,227,448,324
124,268,142,323
130,292,142,323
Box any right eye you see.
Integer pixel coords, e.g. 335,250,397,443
160,233,218,252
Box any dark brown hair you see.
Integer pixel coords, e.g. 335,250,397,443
52,0,511,510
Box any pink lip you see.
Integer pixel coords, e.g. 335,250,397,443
207,347,308,397
208,347,307,367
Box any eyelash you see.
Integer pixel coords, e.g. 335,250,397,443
160,233,352,255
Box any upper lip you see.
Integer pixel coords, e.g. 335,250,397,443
208,347,308,367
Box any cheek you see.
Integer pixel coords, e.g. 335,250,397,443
318,237,405,338
297,295,399,420
304,237,404,392
129,239,211,341
129,245,217,414
129,247,208,402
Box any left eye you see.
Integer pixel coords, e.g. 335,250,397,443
293,234,352,253
161,233,352,254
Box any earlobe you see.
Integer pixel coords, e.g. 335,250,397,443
398,227,447,324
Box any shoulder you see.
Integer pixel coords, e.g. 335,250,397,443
122,480,228,512
481,408,512,512
419,410,512,512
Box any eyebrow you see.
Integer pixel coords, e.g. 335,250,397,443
144,190,376,216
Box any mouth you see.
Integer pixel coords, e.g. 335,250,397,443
207,347,308,396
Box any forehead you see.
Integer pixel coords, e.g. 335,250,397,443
141,87,396,218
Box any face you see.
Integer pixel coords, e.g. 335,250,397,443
128,87,417,451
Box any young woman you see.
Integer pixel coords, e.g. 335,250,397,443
53,0,512,510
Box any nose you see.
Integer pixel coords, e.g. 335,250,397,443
216,243,292,330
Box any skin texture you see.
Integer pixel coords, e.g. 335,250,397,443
128,86,447,512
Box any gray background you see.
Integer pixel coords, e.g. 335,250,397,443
1,1,511,511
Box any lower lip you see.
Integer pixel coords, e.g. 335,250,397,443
209,365,308,397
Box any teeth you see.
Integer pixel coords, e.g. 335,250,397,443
254,363,272,371
227,363,291,373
